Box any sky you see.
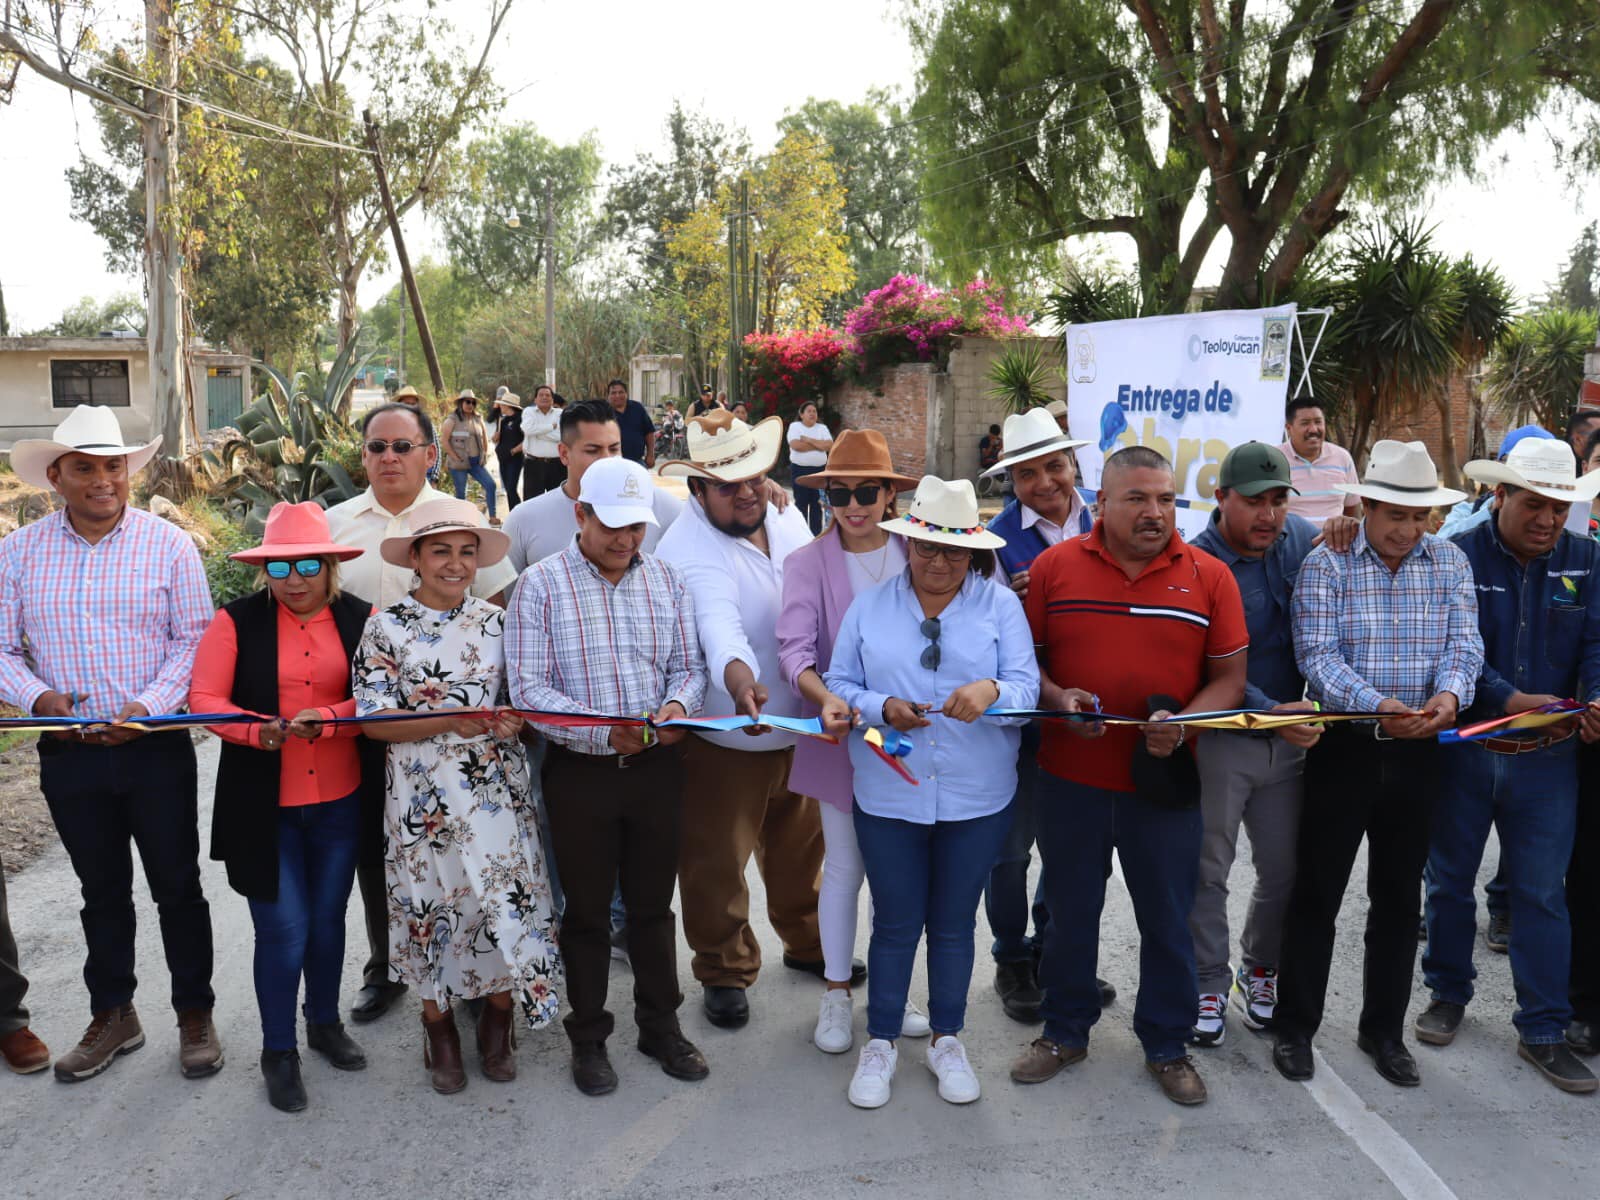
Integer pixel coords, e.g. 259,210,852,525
0,0,1594,335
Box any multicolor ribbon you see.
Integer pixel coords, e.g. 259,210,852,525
1437,701,1588,744
862,726,918,785
981,705,1417,731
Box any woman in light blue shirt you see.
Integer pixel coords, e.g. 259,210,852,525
825,476,1039,1111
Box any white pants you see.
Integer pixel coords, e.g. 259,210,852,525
819,802,867,984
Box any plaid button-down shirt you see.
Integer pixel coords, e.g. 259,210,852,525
0,507,213,722
506,540,706,755
1292,527,1482,713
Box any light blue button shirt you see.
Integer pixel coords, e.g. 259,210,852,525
825,569,1039,824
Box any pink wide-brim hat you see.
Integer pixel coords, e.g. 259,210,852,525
230,501,365,564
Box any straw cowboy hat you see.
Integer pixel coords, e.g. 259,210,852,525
1337,440,1466,508
1465,437,1600,504
794,429,920,490
658,408,784,483
230,501,364,564
9,404,163,492
379,497,510,567
391,385,423,403
981,407,1090,477
879,476,1007,550
496,392,523,409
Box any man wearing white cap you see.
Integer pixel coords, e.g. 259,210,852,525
0,405,221,1083
506,457,711,1095
1416,438,1600,1093
656,409,826,1030
1274,440,1484,1089
978,407,1102,1023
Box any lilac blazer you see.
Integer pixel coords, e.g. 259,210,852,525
776,526,858,812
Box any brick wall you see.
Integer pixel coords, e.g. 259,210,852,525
1371,371,1500,483
829,363,939,478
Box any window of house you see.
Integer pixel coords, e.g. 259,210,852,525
51,359,131,408
640,369,659,406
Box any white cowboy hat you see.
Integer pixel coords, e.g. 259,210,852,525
577,457,659,528
8,404,163,492
879,475,1007,550
379,497,511,567
981,407,1090,477
1464,437,1600,503
658,408,783,483
1338,440,1466,508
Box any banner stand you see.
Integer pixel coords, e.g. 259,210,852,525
1291,307,1334,400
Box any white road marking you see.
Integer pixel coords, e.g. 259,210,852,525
1302,1048,1460,1200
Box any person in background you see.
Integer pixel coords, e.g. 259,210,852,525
391,385,440,484
1584,428,1600,537
787,401,835,536
1274,440,1481,1089
491,391,524,511
520,385,566,501
1281,397,1362,522
0,849,46,1075
1419,439,1600,1094
1566,408,1600,467
716,391,731,411
439,390,500,526
826,476,1039,1109
692,385,719,418
776,430,929,1055
354,500,561,1095
326,403,518,1026
0,405,220,1084
732,401,751,424
189,503,373,1112
607,379,657,468
978,425,1002,474
1044,399,1071,435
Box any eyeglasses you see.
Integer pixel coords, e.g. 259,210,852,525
910,539,973,563
364,439,421,455
919,617,941,670
264,558,325,580
825,484,882,508
710,473,767,498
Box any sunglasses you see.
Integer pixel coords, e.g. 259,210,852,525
364,439,422,455
910,539,973,562
710,473,767,498
264,558,325,580
825,484,882,508
920,617,941,671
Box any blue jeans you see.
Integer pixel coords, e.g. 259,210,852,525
246,792,361,1050
449,456,498,518
793,482,824,536
853,801,1012,1041
983,722,1050,962
1035,774,1201,1062
1423,741,1577,1044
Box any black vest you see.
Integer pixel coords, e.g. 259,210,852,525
208,589,382,901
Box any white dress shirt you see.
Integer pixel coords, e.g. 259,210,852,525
655,494,812,751
325,485,518,608
520,405,563,459
504,479,685,574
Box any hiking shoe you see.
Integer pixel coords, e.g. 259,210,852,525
1518,1039,1599,1094
813,989,853,1054
901,1001,931,1038
1486,911,1511,954
54,1006,144,1082
177,1009,224,1078
1008,1036,1086,1084
1189,992,1226,1047
926,1036,981,1104
1414,999,1465,1047
1233,965,1277,1031
847,1038,897,1109
1147,1055,1207,1105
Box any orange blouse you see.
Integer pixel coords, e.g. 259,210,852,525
189,603,366,807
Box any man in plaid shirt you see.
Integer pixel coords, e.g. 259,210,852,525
1273,441,1483,1090
0,405,219,1084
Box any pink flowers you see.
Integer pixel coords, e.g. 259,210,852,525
842,274,1032,372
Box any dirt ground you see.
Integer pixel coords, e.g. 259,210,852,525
0,741,50,878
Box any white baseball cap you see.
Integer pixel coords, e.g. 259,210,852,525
578,457,659,528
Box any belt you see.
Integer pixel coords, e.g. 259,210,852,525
1478,729,1575,756
550,743,659,770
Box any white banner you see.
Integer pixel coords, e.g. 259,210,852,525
1067,305,1295,537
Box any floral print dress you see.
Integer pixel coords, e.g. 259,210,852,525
354,594,561,1029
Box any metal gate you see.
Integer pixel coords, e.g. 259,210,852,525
207,367,245,430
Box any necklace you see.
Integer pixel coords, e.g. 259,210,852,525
850,542,893,583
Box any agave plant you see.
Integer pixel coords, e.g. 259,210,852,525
986,340,1063,415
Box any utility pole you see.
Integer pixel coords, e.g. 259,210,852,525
144,0,184,455
544,177,557,390
397,288,406,385
364,110,445,396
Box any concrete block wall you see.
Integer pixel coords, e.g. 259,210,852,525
945,335,1067,483
830,363,938,478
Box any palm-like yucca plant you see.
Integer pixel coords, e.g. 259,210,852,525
1484,307,1600,433
986,340,1063,415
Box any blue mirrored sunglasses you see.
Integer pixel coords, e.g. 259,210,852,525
264,558,325,580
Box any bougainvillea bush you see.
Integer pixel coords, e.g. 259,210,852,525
742,328,850,422
842,275,1032,375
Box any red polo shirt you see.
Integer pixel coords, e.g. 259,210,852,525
1024,523,1248,791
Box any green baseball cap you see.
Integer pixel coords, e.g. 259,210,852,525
1219,441,1297,497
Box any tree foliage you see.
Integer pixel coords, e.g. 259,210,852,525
1544,221,1600,312
1484,306,1599,433
34,291,147,336
360,262,487,392
908,0,1600,309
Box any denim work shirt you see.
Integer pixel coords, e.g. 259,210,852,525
1451,515,1600,723
1190,510,1316,710
825,570,1039,824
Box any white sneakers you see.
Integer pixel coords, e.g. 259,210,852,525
901,1001,931,1038
848,1039,898,1108
925,1036,981,1104
1233,964,1277,1030
814,990,854,1054
1190,992,1227,1047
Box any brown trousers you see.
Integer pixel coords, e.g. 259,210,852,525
678,736,824,988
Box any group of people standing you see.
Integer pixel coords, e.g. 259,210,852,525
2,388,1599,1120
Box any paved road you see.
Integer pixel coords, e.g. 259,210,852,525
0,735,1591,1199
